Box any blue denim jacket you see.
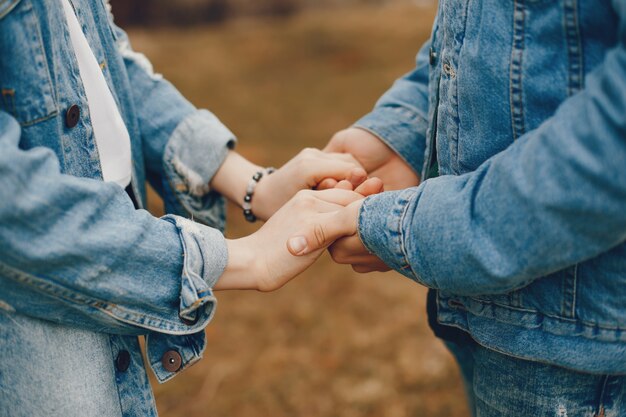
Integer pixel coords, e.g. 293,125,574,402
0,0,236,415
357,0,626,374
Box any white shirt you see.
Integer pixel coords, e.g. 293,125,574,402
61,0,132,188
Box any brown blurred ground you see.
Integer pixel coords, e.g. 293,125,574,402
132,3,470,417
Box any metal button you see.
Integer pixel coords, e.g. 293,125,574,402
65,104,80,128
162,350,182,373
429,47,437,66
115,350,131,372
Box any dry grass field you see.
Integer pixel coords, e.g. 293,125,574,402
131,3,470,417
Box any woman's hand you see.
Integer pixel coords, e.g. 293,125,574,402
252,148,367,221
210,149,367,222
214,188,368,292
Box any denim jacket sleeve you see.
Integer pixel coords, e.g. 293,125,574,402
358,1,626,296
0,112,228,336
353,41,431,176
106,4,235,229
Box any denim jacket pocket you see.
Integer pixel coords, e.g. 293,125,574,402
0,0,57,126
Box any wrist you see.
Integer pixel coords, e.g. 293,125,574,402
213,238,262,291
210,151,261,206
250,172,274,221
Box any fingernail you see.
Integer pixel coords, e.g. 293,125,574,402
288,236,308,255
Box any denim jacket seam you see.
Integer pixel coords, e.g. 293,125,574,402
563,0,584,95
396,189,422,279
32,1,57,109
357,199,377,256
465,296,626,333
509,0,526,140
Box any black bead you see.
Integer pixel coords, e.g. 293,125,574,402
244,195,252,202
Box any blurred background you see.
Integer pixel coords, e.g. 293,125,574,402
112,0,470,416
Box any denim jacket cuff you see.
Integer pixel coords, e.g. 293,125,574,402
162,109,236,229
162,215,227,323
357,188,420,281
353,106,428,176
146,215,227,382
146,331,207,383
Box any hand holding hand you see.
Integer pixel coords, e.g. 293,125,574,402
253,148,368,220
215,184,380,292
314,127,419,273
210,148,368,223
318,128,420,191
289,177,391,273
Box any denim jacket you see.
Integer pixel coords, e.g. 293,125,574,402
0,0,236,415
357,0,626,374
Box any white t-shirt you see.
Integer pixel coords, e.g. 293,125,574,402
61,0,132,188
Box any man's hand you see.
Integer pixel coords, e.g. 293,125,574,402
318,128,420,191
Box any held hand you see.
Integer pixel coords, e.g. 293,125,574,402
252,148,367,221
215,188,367,292
329,178,391,273
318,128,419,191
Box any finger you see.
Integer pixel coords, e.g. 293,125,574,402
316,178,338,190
354,177,384,196
287,204,358,256
304,159,367,188
308,188,364,206
325,152,362,166
332,252,382,265
328,235,369,263
333,180,354,190
347,168,368,189
352,264,378,274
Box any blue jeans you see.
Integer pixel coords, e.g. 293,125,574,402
445,340,626,417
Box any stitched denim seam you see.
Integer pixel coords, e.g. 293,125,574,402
561,264,578,319
397,190,422,280
563,0,584,95
465,297,626,333
31,0,57,113
509,0,526,140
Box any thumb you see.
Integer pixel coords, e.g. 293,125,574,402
287,204,359,256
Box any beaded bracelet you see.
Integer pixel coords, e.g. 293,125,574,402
243,167,276,223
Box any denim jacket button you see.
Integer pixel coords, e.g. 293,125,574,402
115,350,131,372
429,47,437,66
65,104,80,128
162,350,182,372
